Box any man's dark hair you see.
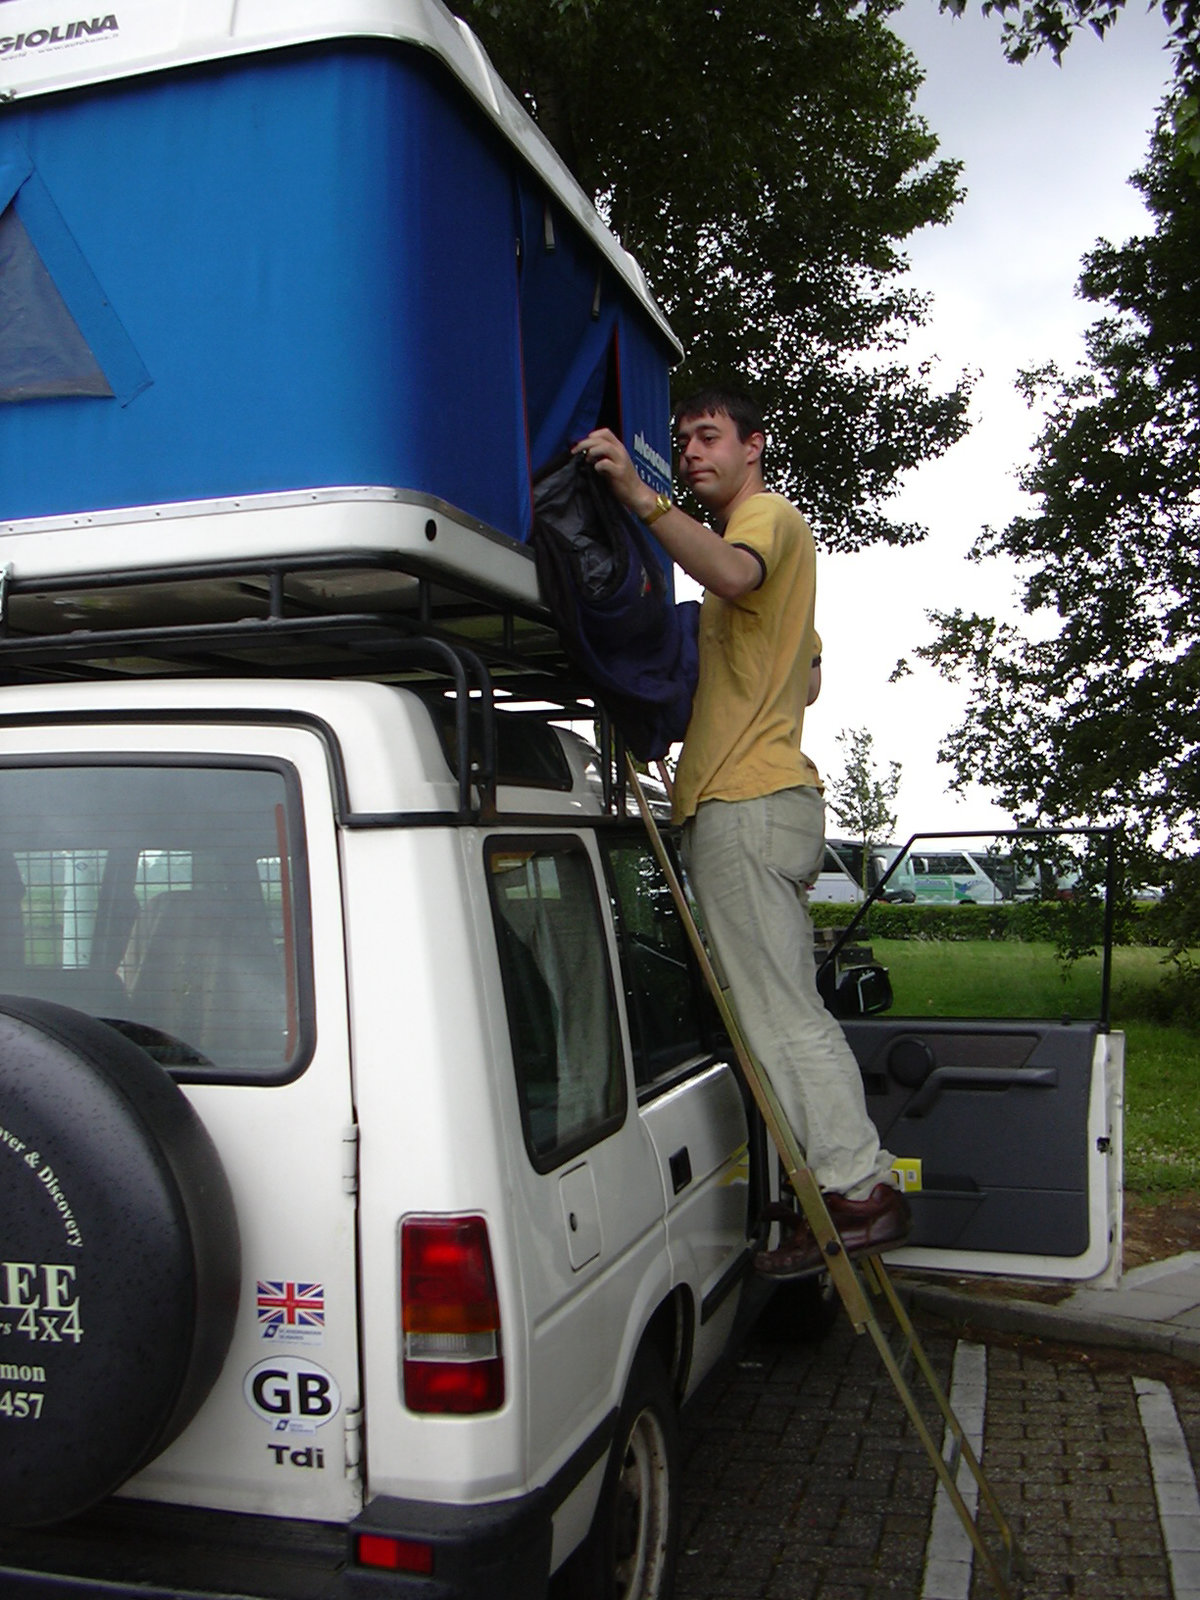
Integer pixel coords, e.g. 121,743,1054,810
672,386,766,449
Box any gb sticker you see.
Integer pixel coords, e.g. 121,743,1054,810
243,1356,341,1436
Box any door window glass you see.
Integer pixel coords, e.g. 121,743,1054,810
603,839,709,1090
488,840,625,1169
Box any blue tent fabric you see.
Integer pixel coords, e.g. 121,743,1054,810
516,172,620,477
1,41,676,560
531,453,699,761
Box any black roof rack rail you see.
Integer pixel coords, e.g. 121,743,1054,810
0,550,563,679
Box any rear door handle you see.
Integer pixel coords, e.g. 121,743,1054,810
669,1147,692,1194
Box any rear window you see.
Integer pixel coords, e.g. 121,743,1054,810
0,761,309,1081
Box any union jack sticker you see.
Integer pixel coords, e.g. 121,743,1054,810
257,1281,325,1347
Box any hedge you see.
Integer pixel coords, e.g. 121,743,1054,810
809,898,1167,945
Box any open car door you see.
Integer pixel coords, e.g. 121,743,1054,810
829,829,1124,1282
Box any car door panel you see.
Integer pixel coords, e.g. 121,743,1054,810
845,1017,1119,1278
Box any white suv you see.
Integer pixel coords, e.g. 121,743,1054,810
0,677,763,1596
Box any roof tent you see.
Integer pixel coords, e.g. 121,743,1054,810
0,0,679,607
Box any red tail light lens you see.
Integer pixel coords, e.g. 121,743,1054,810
401,1216,504,1414
356,1533,435,1575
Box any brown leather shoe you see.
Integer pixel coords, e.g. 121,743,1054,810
753,1184,911,1281
825,1183,912,1256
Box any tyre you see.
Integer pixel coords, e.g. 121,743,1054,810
553,1346,680,1600
0,997,240,1528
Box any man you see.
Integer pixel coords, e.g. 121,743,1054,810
573,388,909,1276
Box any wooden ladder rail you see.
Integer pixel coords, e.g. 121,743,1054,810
626,756,1028,1599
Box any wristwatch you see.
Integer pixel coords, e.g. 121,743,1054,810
644,493,672,525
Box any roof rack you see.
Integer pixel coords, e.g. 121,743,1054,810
0,550,637,825
0,549,565,680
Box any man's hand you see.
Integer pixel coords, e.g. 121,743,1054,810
572,429,658,522
571,427,761,600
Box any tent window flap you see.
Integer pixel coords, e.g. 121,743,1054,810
0,202,113,401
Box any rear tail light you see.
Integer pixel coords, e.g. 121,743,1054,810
401,1215,504,1414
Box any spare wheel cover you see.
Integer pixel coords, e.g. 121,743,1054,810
0,997,240,1528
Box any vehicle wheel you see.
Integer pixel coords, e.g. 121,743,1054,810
554,1346,680,1600
0,997,240,1528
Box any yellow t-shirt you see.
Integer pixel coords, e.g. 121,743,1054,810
672,492,819,823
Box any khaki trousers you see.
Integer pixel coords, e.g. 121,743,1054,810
682,785,895,1197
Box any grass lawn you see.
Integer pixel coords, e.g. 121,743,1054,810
1120,1020,1200,1197
865,938,1200,1200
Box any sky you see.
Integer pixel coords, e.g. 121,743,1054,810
795,0,1174,846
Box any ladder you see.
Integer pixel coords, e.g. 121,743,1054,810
624,756,1029,1600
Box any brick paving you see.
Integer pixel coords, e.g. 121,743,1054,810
676,1301,1200,1600
967,1345,1169,1599
677,1303,949,1600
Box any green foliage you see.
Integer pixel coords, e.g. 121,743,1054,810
811,898,1199,1026
867,934,1115,1018
1137,859,1200,1025
813,898,1056,941
1116,1022,1200,1195
810,896,1173,946
455,0,972,551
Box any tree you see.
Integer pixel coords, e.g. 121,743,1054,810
827,727,901,886
455,0,972,552
911,108,1200,970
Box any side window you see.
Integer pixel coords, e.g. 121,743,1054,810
603,839,709,1091
488,840,625,1170
926,853,970,875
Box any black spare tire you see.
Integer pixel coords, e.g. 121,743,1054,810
0,997,240,1528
